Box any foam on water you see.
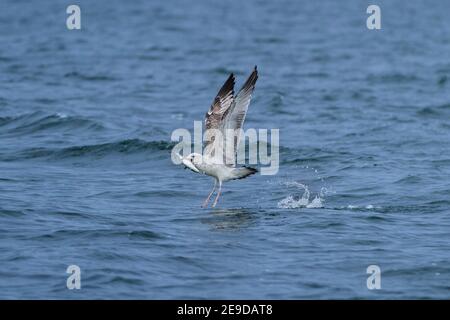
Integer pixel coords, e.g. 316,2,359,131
345,204,382,210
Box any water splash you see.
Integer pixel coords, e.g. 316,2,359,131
277,181,325,209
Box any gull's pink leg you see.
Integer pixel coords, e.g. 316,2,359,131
202,179,217,208
212,180,222,208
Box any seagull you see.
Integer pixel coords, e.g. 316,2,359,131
180,66,259,208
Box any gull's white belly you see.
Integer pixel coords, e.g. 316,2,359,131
194,161,234,181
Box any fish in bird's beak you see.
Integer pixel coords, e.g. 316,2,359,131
182,158,200,173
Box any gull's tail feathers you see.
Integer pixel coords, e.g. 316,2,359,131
230,166,258,180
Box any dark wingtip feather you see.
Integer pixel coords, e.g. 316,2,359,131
236,166,258,180
216,72,235,98
245,166,258,173
239,67,258,93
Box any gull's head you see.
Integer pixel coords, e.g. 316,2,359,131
182,153,202,173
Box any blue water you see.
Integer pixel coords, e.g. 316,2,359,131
1,0,449,299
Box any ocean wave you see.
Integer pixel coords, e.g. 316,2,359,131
0,209,26,217
4,139,176,161
63,71,118,81
0,112,104,135
28,229,163,241
2,135,301,162
416,103,450,118
367,73,421,84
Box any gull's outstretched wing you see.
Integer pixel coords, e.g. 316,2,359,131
222,66,258,165
204,73,235,158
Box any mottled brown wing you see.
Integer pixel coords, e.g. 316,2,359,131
204,73,235,158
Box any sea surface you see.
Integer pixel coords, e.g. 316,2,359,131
0,0,449,299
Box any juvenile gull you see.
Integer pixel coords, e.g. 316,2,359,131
180,66,259,208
